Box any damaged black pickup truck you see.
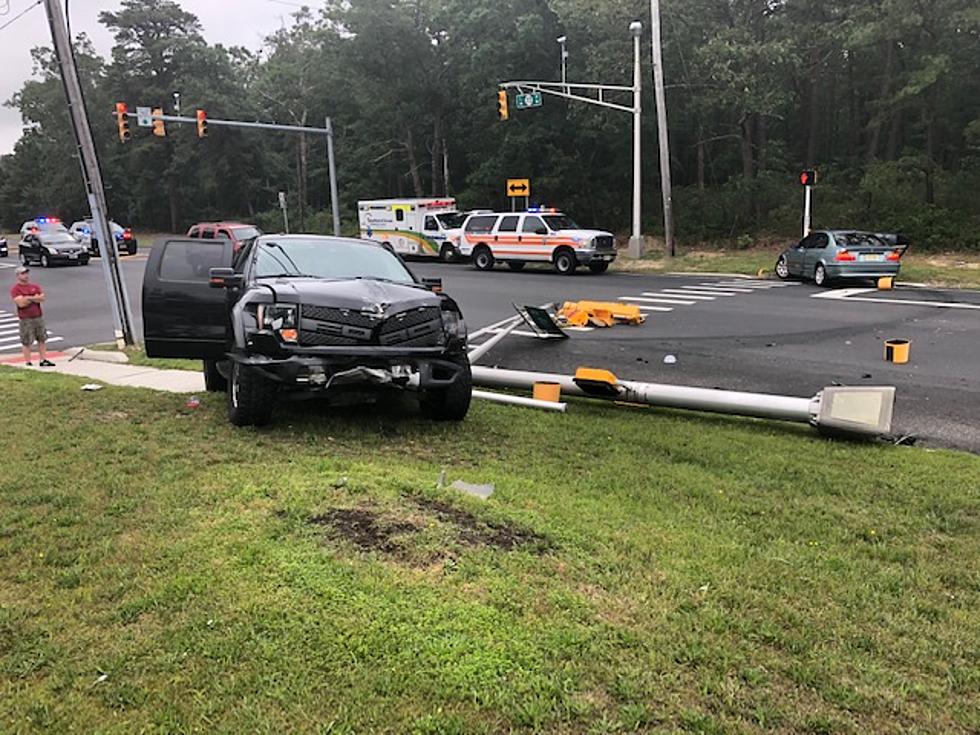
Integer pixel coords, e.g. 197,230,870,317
142,235,471,426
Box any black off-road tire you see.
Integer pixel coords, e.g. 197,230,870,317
588,261,609,274
227,361,276,426
419,356,472,421
553,248,577,275
473,246,494,271
203,359,227,392
507,261,526,271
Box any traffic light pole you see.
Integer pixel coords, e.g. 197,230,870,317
44,0,136,346
129,111,342,235
500,22,646,257
803,185,812,237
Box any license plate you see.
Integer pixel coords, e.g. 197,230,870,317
68,253,78,259
860,253,884,262
593,254,612,261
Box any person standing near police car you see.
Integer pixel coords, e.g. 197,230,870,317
10,266,54,366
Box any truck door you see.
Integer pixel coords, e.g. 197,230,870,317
142,237,234,358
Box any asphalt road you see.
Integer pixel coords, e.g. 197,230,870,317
4,252,979,453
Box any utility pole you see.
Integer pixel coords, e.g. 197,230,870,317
43,0,135,346
325,117,340,236
629,21,642,258
650,0,676,257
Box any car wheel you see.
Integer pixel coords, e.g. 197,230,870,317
507,261,526,271
227,361,276,426
588,261,610,274
814,263,828,287
204,359,228,392
775,256,790,280
20,252,29,266
473,246,494,271
553,248,577,275
419,356,472,421
40,254,50,268
127,244,137,256
439,244,456,263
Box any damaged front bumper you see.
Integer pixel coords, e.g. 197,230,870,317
227,341,467,392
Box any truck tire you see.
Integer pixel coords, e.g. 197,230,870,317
588,261,609,274
203,359,227,392
439,244,456,262
473,246,494,271
419,356,472,421
227,361,276,426
553,248,577,275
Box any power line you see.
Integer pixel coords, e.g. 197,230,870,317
0,0,41,32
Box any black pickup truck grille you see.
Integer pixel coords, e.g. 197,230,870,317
299,305,443,347
594,235,614,250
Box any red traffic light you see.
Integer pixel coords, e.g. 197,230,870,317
799,169,816,186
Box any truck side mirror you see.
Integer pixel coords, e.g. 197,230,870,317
421,277,443,293
209,267,243,289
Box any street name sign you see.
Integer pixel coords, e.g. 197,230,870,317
514,92,543,109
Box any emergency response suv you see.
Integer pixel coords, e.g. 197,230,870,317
142,234,471,427
455,209,616,274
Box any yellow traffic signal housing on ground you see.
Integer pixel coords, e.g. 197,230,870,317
497,90,509,121
196,109,208,138
152,107,165,137
115,102,130,142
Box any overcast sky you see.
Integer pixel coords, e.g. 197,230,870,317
0,0,310,155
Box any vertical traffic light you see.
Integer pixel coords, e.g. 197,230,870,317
151,107,166,137
799,169,817,186
196,109,208,138
115,102,131,142
497,90,509,121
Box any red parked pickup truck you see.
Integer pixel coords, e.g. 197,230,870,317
186,222,262,252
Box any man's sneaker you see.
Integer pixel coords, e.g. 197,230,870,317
39,359,55,367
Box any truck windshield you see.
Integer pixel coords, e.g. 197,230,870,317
436,213,465,229
543,215,580,230
255,239,416,284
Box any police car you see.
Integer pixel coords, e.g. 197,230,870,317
455,208,617,274
69,219,138,256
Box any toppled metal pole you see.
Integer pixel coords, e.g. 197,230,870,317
472,389,567,412
470,366,895,437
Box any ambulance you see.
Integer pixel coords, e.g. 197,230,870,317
358,198,467,261
454,207,617,275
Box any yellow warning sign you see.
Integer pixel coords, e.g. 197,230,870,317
506,178,530,197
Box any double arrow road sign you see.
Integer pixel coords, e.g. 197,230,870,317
507,178,531,197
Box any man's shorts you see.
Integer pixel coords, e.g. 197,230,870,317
19,316,46,346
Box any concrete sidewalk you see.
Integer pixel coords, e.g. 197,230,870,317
0,351,204,393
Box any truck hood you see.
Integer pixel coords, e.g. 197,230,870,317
260,277,439,313
553,229,613,240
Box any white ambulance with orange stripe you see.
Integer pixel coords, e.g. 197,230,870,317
358,198,466,261
455,208,617,275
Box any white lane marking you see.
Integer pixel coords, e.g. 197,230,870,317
657,290,719,300
0,329,22,337
668,288,738,296
694,284,756,293
0,263,15,270
620,295,696,305
811,288,980,310
619,302,673,312
0,337,63,352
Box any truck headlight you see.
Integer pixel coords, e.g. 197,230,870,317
257,304,298,342
441,309,466,339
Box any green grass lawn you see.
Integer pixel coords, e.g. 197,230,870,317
616,247,980,289
1,369,978,733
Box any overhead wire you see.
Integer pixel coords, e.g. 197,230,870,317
0,0,41,33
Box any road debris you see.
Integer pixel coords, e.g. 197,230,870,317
663,354,677,364
556,300,645,328
450,480,495,500
80,383,103,391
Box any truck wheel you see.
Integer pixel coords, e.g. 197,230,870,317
203,359,227,392
473,246,494,271
507,261,525,271
553,248,577,275
227,362,276,426
419,356,472,421
588,261,609,274
439,244,456,262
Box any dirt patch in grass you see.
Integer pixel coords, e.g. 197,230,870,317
410,496,552,553
310,498,552,558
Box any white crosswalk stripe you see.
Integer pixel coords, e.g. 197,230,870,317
0,309,67,353
622,295,696,305
615,279,787,319
692,284,756,293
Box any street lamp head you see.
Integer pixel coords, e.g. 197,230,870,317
629,21,642,36
556,35,567,44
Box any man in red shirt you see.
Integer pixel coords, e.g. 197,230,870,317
10,266,54,366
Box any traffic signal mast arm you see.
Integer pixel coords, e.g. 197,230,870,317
499,80,637,114
125,110,336,136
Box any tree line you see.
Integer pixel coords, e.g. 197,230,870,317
1,0,978,250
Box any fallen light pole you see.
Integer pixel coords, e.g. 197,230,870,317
470,366,896,438
472,389,567,413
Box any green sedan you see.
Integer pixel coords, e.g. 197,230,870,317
775,230,907,286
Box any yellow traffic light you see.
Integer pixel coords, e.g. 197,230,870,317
497,90,509,121
196,109,208,138
152,107,166,137
115,102,131,142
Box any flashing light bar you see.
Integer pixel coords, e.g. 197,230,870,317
526,207,558,214
35,217,61,224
